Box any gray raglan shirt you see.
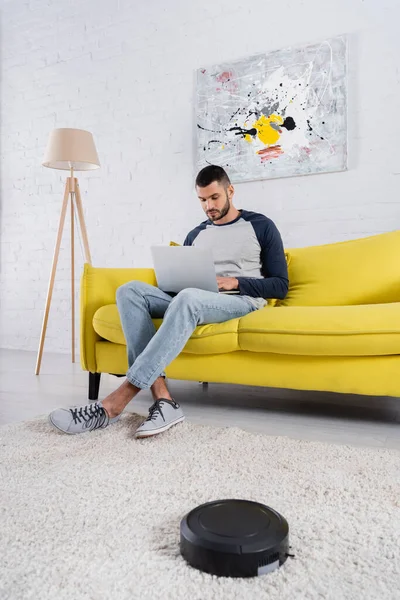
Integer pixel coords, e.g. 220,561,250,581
183,209,289,310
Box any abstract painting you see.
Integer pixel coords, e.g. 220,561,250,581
196,36,347,182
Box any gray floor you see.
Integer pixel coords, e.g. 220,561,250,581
0,348,399,449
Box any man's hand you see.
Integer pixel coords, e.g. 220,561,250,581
217,276,239,291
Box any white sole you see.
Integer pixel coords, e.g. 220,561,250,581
134,415,185,439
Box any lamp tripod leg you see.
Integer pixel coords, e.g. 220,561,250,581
74,179,92,265
35,182,70,375
71,191,75,363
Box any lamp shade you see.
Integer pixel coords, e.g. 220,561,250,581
42,128,100,171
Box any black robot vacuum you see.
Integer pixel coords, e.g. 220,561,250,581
180,499,289,578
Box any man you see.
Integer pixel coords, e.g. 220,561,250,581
49,165,288,438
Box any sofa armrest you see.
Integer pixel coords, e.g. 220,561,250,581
80,263,157,372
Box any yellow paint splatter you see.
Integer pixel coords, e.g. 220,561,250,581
251,114,284,145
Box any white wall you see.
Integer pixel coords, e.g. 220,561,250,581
0,0,399,354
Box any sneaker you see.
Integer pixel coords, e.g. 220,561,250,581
49,400,121,435
135,399,185,439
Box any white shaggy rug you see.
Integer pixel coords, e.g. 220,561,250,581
0,413,399,600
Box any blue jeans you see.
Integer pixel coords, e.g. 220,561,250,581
116,281,257,389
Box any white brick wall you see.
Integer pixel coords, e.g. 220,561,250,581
1,0,399,354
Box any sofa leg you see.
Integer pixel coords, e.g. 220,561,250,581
199,382,208,390
89,372,101,401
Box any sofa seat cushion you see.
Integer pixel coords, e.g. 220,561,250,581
238,303,400,356
93,304,240,354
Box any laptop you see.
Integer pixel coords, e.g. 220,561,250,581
151,246,240,295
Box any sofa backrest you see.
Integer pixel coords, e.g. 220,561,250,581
277,229,400,307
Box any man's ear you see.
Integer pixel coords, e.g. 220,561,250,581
228,184,234,200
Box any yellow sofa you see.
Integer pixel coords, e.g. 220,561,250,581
80,230,400,400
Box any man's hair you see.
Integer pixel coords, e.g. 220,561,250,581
195,165,231,189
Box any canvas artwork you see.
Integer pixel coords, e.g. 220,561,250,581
196,36,347,183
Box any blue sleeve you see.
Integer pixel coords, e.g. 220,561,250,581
236,216,289,300
183,222,207,246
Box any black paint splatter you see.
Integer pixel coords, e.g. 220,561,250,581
197,124,221,133
306,120,313,132
281,117,296,131
229,108,241,121
229,126,257,138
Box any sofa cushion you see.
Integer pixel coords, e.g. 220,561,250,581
238,302,400,356
279,230,400,307
93,304,240,354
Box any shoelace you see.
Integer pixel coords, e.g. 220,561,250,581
70,403,109,431
146,400,167,423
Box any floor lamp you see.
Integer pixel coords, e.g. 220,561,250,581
35,128,100,375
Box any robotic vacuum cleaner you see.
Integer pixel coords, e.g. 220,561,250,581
180,499,289,578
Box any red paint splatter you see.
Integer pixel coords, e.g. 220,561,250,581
216,71,232,83
201,69,206,74
215,71,238,93
257,145,284,162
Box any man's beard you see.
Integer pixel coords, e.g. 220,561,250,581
208,193,230,221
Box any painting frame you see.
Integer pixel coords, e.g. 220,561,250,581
195,36,348,183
